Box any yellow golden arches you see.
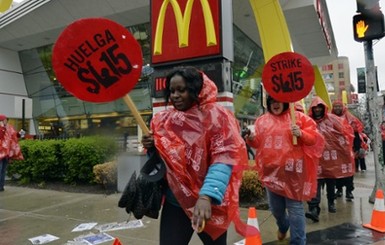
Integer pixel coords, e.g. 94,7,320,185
153,0,217,55
0,0,13,13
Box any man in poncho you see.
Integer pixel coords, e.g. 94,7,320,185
332,100,365,200
305,97,354,222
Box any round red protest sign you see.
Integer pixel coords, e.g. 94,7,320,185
52,18,143,102
262,52,314,102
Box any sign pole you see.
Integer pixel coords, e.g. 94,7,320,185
289,103,298,145
122,95,150,135
364,40,385,203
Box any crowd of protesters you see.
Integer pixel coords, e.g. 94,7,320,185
1,65,373,244
139,66,372,244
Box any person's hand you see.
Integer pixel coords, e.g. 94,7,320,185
291,125,302,137
191,195,212,233
141,131,155,149
246,132,255,141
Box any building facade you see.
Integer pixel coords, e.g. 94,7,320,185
320,56,356,103
0,0,338,139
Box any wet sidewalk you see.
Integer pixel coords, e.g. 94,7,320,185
0,152,384,245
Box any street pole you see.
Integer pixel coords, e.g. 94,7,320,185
363,40,385,203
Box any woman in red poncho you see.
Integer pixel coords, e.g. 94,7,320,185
141,66,251,245
247,96,324,245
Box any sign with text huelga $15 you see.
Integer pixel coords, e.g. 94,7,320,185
262,52,314,102
52,18,143,103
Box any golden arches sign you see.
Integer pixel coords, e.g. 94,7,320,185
0,0,13,13
153,0,217,55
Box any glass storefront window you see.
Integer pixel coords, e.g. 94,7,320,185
233,25,265,119
18,22,264,138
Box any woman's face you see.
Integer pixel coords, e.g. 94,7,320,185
269,101,284,115
169,75,195,111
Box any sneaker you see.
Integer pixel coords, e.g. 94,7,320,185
277,230,287,241
335,190,342,198
346,192,354,201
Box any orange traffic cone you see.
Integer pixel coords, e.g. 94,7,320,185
112,238,122,245
363,189,385,233
245,207,262,245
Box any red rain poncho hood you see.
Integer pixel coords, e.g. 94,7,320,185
151,74,251,239
332,100,364,133
248,107,325,201
309,97,354,178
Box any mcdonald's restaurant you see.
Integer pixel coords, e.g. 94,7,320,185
0,0,337,145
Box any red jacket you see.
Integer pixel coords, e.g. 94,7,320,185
248,107,325,201
309,97,354,178
0,124,23,160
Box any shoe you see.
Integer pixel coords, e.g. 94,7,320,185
277,230,287,241
328,203,336,213
0,188,4,192
335,190,342,198
305,207,319,222
346,192,354,201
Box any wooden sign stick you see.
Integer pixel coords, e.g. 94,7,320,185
123,95,150,135
290,103,297,145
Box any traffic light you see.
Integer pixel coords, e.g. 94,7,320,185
356,0,380,14
353,13,385,42
353,0,385,42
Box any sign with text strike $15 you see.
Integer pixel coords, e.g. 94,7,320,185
52,18,143,103
262,52,314,102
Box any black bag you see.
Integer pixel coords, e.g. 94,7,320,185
131,174,163,219
118,171,137,210
118,149,165,219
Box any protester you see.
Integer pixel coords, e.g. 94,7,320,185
0,115,24,191
305,97,354,222
141,66,253,245
332,100,364,199
241,121,255,160
353,126,368,172
18,128,26,139
294,101,305,113
247,96,324,245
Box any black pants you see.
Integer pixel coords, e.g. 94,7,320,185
308,178,335,209
382,140,385,164
336,176,354,193
355,157,366,171
160,201,227,245
246,144,255,160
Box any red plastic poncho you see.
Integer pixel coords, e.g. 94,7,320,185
248,109,325,201
151,74,250,240
309,97,354,179
0,124,23,161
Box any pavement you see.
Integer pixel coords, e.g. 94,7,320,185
0,152,384,245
